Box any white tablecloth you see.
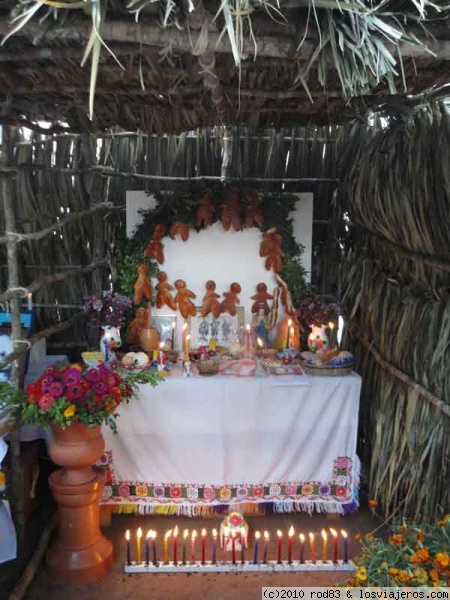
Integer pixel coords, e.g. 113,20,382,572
100,373,361,514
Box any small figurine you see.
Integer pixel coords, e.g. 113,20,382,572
144,224,167,264
134,263,153,305
201,280,222,318
174,279,197,319
221,188,242,232
221,282,241,316
169,220,190,241
220,512,248,551
251,282,273,316
245,191,264,229
155,271,177,311
259,228,284,272
125,307,150,346
196,193,215,228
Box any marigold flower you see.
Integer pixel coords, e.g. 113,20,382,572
390,534,404,545
355,533,361,541
388,568,399,576
413,568,428,584
416,532,426,542
410,548,431,564
368,499,378,510
397,570,412,583
430,569,440,582
355,567,367,582
63,404,76,418
435,552,450,571
364,532,373,540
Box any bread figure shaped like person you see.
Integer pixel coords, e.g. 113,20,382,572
259,228,284,272
134,264,153,305
251,282,273,316
155,271,177,311
174,279,197,319
221,282,241,316
126,307,150,346
201,280,222,318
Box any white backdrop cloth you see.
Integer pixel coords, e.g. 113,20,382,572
100,373,361,514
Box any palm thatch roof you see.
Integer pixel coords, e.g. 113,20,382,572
1,0,450,132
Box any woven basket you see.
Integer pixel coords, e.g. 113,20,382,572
299,360,353,377
197,359,220,376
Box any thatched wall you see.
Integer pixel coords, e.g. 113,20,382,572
340,105,450,520
0,125,343,354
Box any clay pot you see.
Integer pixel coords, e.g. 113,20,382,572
47,422,113,584
139,326,160,352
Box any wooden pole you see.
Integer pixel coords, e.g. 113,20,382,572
0,125,25,543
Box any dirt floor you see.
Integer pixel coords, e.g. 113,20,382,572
21,510,378,600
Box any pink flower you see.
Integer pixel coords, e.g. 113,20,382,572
203,487,216,501
106,373,119,389
66,385,82,400
38,394,54,411
118,483,130,498
93,381,108,395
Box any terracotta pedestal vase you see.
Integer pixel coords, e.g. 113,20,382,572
47,422,113,584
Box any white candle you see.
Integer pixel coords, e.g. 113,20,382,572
27,292,33,311
186,334,191,357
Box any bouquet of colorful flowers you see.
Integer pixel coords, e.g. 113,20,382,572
84,291,133,328
295,296,342,326
347,508,450,587
0,361,162,432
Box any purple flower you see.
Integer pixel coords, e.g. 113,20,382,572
41,375,54,386
319,485,331,496
154,486,165,498
93,381,108,394
84,292,132,328
48,381,64,398
63,368,82,385
85,368,101,383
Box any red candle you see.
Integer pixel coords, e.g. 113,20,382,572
201,528,207,565
330,528,338,563
173,526,178,565
288,526,294,564
231,532,236,565
191,529,197,564
277,530,282,564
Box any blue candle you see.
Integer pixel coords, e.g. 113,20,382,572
151,530,157,565
253,531,260,564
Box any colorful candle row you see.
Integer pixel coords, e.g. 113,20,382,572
125,527,349,565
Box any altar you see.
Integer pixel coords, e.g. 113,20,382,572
100,373,361,515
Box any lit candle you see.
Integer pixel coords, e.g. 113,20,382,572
286,318,292,348
277,530,282,564
145,530,151,566
330,528,338,563
182,529,188,565
309,532,316,564
186,334,191,358
240,526,246,565
201,528,207,565
257,336,264,357
209,338,216,350
173,526,179,565
231,531,236,565
245,324,251,353
253,531,260,565
328,321,335,348
150,530,157,566
263,531,269,564
289,326,295,348
182,321,188,354
152,349,158,361
321,529,328,562
125,529,131,565
158,341,165,365
288,526,294,564
191,529,197,564
212,528,217,565
164,529,172,564
27,292,33,311
341,530,348,563
299,533,305,564
136,527,143,564
171,320,176,351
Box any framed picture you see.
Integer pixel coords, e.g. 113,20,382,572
151,315,177,348
190,307,244,349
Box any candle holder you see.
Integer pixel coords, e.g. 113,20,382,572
124,559,355,574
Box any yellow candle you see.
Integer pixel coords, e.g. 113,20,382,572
209,338,216,350
321,529,328,561
186,334,191,357
164,529,172,564
136,527,143,564
152,349,158,360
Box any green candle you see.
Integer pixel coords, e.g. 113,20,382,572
182,529,188,565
